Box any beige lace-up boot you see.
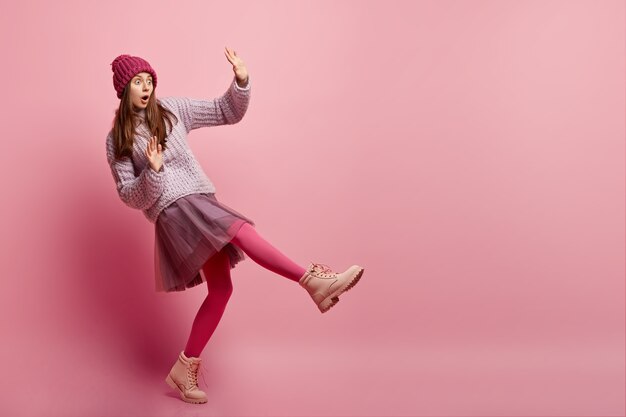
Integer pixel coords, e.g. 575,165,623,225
299,262,364,313
165,351,208,404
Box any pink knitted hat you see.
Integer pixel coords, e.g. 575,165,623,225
110,54,158,99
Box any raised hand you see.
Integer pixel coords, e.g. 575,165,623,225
224,46,249,86
145,135,163,172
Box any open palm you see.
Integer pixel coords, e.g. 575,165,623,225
145,135,163,172
224,46,248,84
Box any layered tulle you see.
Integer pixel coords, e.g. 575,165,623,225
154,192,255,292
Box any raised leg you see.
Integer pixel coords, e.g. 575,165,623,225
229,222,307,282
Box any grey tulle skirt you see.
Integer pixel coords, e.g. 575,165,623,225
154,192,255,292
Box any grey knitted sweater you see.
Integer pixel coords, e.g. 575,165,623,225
105,76,251,223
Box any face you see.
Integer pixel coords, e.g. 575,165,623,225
129,72,153,111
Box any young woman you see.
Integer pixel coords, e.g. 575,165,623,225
105,49,365,404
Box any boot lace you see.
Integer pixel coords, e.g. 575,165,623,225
311,263,334,274
187,360,208,390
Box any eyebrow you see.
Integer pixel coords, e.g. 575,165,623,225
133,75,153,79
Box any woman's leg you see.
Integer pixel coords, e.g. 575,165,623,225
184,249,233,358
228,221,307,282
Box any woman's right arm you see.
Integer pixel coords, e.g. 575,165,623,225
105,134,165,210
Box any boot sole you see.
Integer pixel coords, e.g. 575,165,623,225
319,267,365,313
165,375,208,404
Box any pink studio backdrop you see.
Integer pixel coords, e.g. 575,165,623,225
0,0,623,416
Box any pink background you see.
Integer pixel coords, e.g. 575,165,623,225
0,0,624,415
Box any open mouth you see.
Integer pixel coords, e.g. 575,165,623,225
141,95,149,102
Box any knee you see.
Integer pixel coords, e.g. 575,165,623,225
208,279,233,298
218,282,234,297
203,254,234,297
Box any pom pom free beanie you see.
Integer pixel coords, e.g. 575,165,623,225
111,54,158,99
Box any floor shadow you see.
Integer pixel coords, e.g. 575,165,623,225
63,176,191,377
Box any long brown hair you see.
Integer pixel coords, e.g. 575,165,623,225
111,84,178,160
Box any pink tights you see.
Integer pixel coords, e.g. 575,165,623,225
184,221,307,358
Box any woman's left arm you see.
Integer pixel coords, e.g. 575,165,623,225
164,47,251,132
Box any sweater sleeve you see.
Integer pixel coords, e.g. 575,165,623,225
165,76,251,133
105,134,165,210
